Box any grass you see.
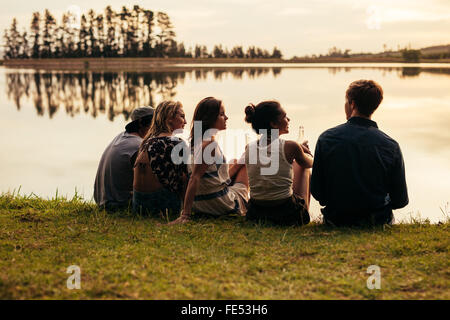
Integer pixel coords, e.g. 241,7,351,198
0,192,448,300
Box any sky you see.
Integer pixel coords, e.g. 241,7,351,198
1,0,450,58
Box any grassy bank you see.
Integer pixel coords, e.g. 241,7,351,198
0,193,448,300
3,57,450,71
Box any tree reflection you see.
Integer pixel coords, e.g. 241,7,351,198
6,67,279,120
325,66,450,78
399,67,450,78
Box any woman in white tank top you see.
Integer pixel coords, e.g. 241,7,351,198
244,101,313,226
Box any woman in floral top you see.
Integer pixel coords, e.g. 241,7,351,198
133,100,188,216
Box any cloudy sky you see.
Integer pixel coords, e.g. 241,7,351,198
1,0,449,58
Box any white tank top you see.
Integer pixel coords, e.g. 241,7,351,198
245,138,293,201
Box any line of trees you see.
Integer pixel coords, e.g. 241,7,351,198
2,5,283,59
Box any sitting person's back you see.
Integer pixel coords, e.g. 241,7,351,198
94,107,154,211
311,80,408,226
133,101,188,216
169,97,250,225
244,101,314,226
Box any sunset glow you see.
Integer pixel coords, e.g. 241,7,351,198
2,0,449,58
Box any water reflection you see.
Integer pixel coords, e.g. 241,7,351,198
5,65,450,120
326,66,450,78
2,64,449,222
5,67,281,120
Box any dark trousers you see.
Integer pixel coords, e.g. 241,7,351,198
322,206,394,227
246,194,310,226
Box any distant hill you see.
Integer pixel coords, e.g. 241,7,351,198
350,44,450,59
420,44,450,55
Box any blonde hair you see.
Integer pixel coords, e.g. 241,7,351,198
140,100,182,151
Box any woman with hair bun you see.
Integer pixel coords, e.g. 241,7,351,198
170,97,249,224
244,100,313,226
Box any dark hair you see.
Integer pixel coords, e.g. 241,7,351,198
346,80,384,117
125,115,153,133
244,100,283,134
190,97,222,146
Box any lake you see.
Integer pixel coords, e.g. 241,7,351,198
1,63,449,223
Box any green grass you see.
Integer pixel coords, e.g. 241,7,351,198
0,192,448,300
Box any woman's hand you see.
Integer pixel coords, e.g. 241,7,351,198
168,212,191,225
301,140,313,156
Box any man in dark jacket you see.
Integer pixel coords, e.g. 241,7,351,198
311,80,408,226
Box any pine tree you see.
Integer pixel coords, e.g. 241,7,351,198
21,31,30,58
119,6,130,57
54,18,66,58
104,6,117,57
96,14,105,57
79,14,88,57
87,10,97,57
155,12,176,57
7,18,21,59
130,5,141,57
143,10,154,57
30,12,41,58
42,10,57,58
3,29,12,59
63,10,78,57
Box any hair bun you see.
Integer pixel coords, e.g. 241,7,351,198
244,104,256,123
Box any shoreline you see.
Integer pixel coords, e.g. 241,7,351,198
2,57,450,71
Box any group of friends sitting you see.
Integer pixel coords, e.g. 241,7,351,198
94,79,409,227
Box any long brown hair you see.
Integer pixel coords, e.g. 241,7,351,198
189,97,222,146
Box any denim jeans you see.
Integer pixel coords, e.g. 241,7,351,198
132,188,182,216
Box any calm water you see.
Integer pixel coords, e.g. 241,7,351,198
1,64,449,222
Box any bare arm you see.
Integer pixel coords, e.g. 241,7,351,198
229,162,245,180
168,141,211,225
285,140,313,168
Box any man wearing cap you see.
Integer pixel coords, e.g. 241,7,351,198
94,107,154,211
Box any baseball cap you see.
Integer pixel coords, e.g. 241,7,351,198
125,106,154,131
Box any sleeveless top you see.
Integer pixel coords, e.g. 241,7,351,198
188,141,231,197
245,138,293,201
136,136,187,195
187,141,247,215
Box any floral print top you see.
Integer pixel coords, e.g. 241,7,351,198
141,136,188,195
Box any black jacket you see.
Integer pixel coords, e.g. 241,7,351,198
311,117,408,224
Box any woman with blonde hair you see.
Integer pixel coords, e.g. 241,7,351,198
132,100,188,216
